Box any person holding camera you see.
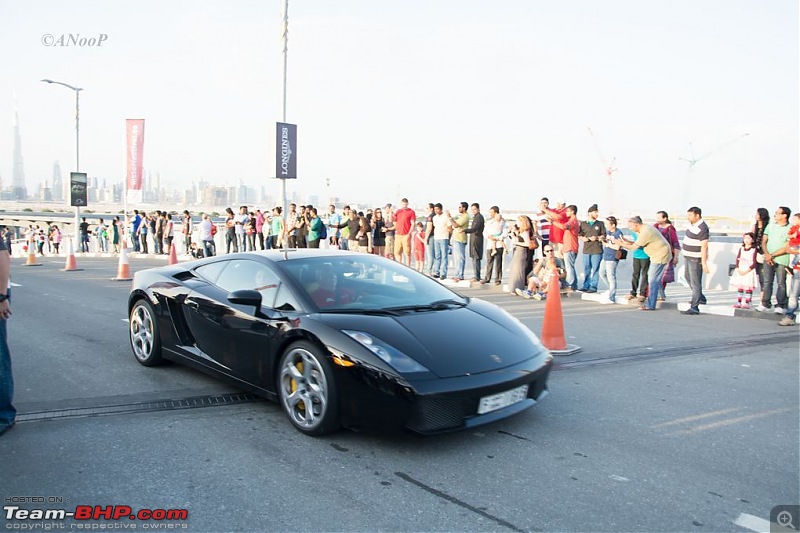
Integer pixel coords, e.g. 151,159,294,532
599,216,624,304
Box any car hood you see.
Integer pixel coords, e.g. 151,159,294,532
316,303,541,378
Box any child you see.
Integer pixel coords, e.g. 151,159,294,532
491,223,510,258
787,213,800,270
189,242,205,259
779,215,800,326
730,232,758,308
412,221,426,272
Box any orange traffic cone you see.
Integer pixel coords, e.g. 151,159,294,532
24,239,42,267
62,238,82,272
111,246,133,281
168,242,178,265
540,271,581,355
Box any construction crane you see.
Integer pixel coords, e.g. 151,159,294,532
679,132,750,169
678,133,749,209
587,127,618,215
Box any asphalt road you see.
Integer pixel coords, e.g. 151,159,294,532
1,255,798,533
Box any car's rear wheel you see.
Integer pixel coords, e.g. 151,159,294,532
129,299,163,366
278,341,339,436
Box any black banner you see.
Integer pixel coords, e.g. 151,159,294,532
275,122,297,179
70,172,87,207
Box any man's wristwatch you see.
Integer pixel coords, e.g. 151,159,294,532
0,294,8,303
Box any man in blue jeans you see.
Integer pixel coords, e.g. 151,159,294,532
431,203,450,279
579,204,604,292
0,234,14,436
448,202,469,282
617,216,671,311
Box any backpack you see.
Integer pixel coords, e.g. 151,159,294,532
320,223,327,239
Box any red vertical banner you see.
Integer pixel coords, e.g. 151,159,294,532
126,119,145,203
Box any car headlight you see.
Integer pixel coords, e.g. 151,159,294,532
342,330,429,374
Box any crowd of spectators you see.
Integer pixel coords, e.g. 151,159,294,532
14,198,798,325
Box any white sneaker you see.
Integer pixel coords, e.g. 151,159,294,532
754,305,768,312
773,307,785,315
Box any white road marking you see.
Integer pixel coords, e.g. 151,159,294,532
734,512,771,533
10,282,21,287
669,407,796,436
609,475,630,482
652,408,743,429
513,308,630,319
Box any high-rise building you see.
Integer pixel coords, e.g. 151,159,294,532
52,161,64,202
12,98,26,200
42,180,53,202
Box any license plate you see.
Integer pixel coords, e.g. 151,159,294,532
477,385,529,414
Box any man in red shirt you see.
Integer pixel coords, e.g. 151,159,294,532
551,204,579,291
545,200,568,258
393,198,417,266
309,264,355,309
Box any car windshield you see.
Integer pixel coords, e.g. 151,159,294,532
279,255,466,312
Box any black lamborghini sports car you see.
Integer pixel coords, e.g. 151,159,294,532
128,250,552,435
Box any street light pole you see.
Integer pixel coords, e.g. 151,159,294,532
281,0,289,240
41,79,83,250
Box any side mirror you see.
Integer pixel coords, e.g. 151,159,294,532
227,289,289,321
228,289,262,310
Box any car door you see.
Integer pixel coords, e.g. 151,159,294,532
184,259,288,386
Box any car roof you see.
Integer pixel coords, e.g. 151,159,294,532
252,249,357,263
177,249,388,273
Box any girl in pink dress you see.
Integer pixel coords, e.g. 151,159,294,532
730,232,757,308
412,222,426,272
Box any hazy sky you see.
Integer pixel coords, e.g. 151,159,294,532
0,0,797,219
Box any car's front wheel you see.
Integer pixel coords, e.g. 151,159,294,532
278,341,339,436
129,299,164,367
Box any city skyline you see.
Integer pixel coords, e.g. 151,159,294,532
1,1,797,217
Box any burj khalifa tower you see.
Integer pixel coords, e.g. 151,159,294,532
12,96,27,200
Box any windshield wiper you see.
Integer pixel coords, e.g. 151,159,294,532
319,308,401,316
387,298,467,313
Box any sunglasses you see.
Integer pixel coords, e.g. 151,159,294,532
544,249,553,252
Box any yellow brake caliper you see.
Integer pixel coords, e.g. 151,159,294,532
292,361,305,411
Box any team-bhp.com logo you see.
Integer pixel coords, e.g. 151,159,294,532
4,505,188,528
41,33,108,47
